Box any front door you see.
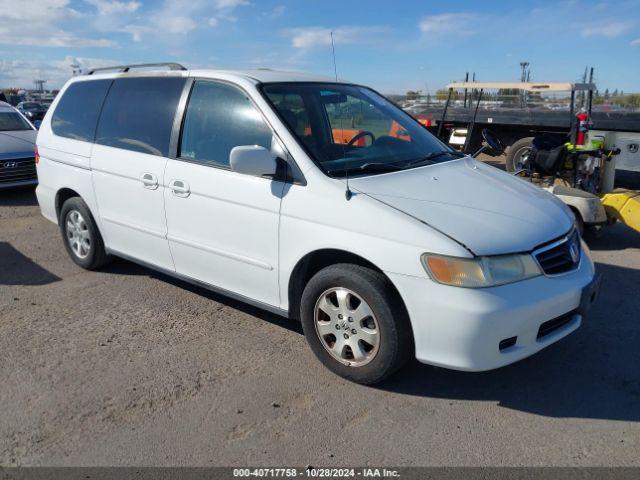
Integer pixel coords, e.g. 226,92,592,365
164,80,285,307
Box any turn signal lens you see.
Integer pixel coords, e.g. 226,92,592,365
34,145,40,164
424,255,486,287
422,253,541,288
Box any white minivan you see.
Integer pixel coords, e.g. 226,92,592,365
35,64,600,384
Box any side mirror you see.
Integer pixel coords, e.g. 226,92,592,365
229,145,277,177
481,128,505,156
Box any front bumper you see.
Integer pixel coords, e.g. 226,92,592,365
387,246,597,371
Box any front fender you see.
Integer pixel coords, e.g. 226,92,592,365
277,180,469,311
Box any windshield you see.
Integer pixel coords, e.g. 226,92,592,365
262,82,461,177
22,103,40,109
0,111,33,131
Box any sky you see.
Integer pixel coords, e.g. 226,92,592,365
0,0,639,94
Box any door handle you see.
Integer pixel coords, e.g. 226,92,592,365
169,179,190,197
140,172,158,189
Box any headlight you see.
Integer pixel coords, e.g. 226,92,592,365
421,253,541,288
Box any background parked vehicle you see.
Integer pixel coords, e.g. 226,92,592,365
16,101,47,128
0,101,37,189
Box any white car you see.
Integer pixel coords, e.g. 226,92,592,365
35,64,599,384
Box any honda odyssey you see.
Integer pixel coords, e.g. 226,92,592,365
35,64,599,384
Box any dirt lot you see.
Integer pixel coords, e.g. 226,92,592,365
1,185,639,467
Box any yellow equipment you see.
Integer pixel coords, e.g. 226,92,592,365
601,190,640,233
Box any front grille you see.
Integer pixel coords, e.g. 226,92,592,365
534,229,581,275
537,310,577,339
0,157,37,184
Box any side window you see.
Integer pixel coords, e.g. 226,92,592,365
180,81,272,168
51,80,111,142
95,77,186,157
322,91,392,145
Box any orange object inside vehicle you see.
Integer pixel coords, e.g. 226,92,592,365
332,128,365,146
389,121,411,141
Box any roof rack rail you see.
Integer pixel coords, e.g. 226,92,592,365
87,63,187,75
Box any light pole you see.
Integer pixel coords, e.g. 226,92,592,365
520,61,529,106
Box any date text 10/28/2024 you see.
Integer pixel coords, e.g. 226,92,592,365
232,468,400,478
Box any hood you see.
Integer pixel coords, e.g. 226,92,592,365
0,130,37,159
349,157,574,255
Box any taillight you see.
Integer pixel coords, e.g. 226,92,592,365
35,145,39,164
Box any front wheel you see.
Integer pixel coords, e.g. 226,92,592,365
300,264,413,384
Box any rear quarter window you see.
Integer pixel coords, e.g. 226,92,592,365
95,77,186,157
51,80,112,142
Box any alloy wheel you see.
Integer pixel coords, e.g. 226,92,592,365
65,210,91,259
314,287,380,367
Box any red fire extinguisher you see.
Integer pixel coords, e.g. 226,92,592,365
576,110,589,145
417,114,433,127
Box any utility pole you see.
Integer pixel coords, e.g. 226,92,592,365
463,72,469,108
520,62,529,82
33,79,46,92
471,72,477,105
587,67,594,116
520,61,529,107
580,66,588,109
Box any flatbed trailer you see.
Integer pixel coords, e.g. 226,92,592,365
417,107,640,135
408,83,640,178
410,81,640,237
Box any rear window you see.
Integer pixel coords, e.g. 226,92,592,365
95,77,186,157
0,111,32,131
51,80,112,142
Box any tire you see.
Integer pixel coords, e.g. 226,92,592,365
300,264,413,384
505,137,534,172
59,197,111,270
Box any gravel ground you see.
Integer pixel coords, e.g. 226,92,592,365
1,185,639,467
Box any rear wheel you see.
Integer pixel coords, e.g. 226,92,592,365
59,197,111,270
506,137,534,172
300,264,412,384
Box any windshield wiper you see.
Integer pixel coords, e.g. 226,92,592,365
327,162,406,175
403,150,465,168
326,151,464,176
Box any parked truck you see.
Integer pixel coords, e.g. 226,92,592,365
407,81,640,183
